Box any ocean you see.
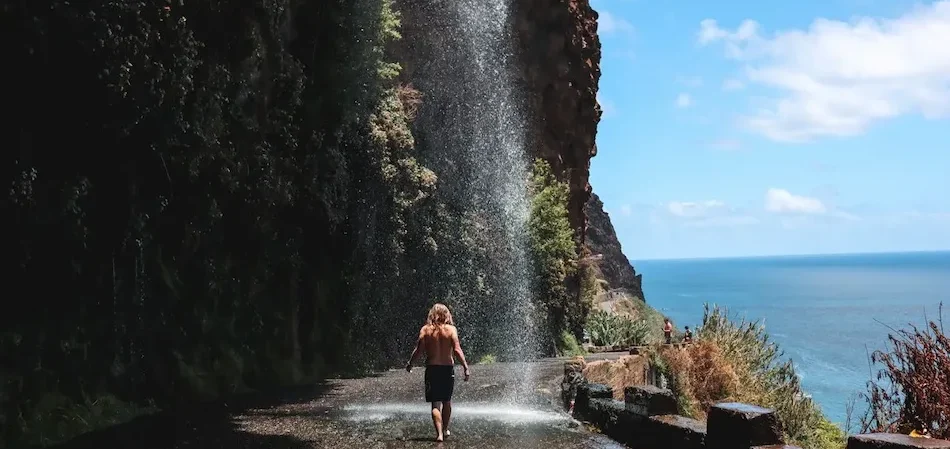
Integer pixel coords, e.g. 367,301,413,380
634,250,950,427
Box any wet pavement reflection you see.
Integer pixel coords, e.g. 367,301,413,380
52,355,629,448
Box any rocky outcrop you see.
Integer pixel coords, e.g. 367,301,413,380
514,0,602,242
585,192,645,300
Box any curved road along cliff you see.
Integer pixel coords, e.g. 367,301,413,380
53,357,626,448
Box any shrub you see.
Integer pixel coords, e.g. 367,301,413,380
585,310,649,347
528,158,580,353
861,303,949,439
477,354,497,365
654,304,845,449
558,330,586,357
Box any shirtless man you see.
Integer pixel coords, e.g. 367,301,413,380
405,303,471,442
663,318,673,345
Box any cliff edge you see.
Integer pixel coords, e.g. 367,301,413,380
585,192,645,302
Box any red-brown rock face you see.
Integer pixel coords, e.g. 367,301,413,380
514,0,602,244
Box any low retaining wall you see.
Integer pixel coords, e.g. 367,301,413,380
563,361,950,449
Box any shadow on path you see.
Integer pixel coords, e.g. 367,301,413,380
45,383,336,449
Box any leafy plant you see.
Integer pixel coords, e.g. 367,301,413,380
528,159,582,354
477,354,497,365
558,330,587,357
585,310,649,347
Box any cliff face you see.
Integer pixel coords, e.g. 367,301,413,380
515,0,602,243
585,192,645,301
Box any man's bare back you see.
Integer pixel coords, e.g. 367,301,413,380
419,324,463,367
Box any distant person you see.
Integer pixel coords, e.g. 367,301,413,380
406,303,471,442
683,326,693,344
663,318,673,344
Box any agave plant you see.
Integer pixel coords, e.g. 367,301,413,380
585,310,649,347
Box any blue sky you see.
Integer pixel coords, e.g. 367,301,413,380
589,0,950,260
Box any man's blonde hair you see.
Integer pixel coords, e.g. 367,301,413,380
426,303,454,326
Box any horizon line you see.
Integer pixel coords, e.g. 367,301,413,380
631,248,950,263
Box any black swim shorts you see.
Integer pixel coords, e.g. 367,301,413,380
424,365,455,402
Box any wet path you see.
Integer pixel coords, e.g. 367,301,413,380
53,356,627,449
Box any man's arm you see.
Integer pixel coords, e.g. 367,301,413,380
406,327,424,372
451,326,470,381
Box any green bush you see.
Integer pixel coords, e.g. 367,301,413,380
528,159,582,354
585,310,649,347
697,304,846,449
557,330,586,357
477,354,497,365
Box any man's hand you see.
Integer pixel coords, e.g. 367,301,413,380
463,366,470,381
405,362,412,373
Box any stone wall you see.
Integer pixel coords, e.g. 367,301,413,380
563,362,950,449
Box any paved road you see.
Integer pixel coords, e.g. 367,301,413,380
54,355,628,449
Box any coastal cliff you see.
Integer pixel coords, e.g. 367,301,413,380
585,192,645,301
514,0,602,243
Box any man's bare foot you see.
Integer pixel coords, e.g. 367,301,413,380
435,433,444,442
445,430,451,438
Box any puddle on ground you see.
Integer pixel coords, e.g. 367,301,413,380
340,402,571,425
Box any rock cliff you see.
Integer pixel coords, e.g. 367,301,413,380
585,192,645,301
514,0,602,242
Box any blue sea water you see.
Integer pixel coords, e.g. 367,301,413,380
634,250,950,427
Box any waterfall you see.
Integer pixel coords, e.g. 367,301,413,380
405,0,540,399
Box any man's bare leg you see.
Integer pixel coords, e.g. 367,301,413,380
430,401,444,442
442,401,452,437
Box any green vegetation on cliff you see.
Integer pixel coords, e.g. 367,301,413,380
528,159,592,355
2,0,429,445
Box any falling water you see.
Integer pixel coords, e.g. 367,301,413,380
405,0,539,399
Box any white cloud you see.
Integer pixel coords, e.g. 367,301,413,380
765,188,826,214
664,200,759,227
698,2,950,142
667,200,726,218
722,78,745,90
599,10,634,35
685,215,761,228
676,93,693,108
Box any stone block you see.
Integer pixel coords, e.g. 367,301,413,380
707,402,783,449
584,398,642,446
584,382,614,399
574,383,613,417
624,385,678,416
847,434,950,449
638,414,706,449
